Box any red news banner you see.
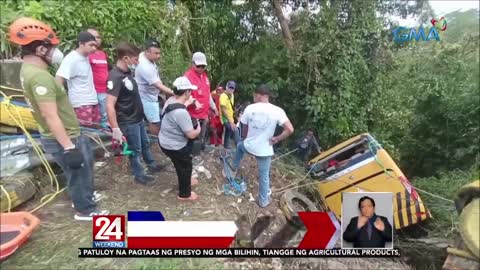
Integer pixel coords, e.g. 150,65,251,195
82,211,400,258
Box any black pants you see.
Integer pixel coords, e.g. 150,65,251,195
161,144,193,198
196,118,209,154
41,135,96,213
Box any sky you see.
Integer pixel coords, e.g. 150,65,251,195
397,1,479,26
430,0,479,16
397,0,480,27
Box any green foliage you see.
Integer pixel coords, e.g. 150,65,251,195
1,0,188,83
412,165,479,234
442,9,480,43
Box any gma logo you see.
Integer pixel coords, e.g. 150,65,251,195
392,26,440,43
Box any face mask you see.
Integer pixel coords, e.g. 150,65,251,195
50,48,64,65
126,57,137,73
128,64,137,73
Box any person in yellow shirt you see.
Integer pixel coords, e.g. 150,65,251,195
220,80,240,149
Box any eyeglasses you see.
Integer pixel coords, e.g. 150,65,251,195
195,65,206,69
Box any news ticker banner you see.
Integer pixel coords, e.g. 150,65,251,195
79,248,401,258
93,211,341,249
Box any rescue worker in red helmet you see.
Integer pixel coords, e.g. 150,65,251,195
9,17,109,220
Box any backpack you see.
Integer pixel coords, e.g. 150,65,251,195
161,103,201,155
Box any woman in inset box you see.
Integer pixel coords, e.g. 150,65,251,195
343,196,393,248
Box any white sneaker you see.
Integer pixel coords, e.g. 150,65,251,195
93,191,103,202
74,209,110,221
72,191,103,208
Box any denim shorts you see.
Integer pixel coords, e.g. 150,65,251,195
141,99,160,123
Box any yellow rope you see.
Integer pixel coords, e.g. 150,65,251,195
0,85,24,93
84,131,111,156
0,90,64,213
0,185,12,213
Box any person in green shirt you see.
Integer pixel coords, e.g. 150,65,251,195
9,17,108,221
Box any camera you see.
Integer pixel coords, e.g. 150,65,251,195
192,118,199,129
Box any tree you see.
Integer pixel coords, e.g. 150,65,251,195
272,0,294,50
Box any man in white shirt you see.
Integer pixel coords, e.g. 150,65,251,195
56,31,99,127
135,39,173,135
232,85,294,207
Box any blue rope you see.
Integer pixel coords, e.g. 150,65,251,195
0,97,30,108
219,150,247,196
0,134,41,140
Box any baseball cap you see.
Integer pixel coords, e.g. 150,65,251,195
192,52,207,66
77,31,96,43
173,76,198,90
226,80,236,91
145,39,160,49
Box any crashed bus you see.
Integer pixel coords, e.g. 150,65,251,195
306,133,431,229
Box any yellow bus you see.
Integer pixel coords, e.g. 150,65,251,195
308,133,431,229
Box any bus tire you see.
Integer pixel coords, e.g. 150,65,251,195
279,190,318,229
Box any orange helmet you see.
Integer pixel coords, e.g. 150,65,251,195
8,17,59,46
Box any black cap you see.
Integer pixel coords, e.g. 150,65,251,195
77,31,96,43
255,84,271,96
145,38,160,49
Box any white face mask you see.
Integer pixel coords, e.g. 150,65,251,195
50,48,64,64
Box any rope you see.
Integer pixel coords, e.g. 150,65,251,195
1,90,64,213
0,185,12,213
413,186,454,203
75,119,160,140
368,140,394,178
273,159,320,193
272,148,298,162
0,85,23,93
275,144,455,206
83,131,111,156
387,169,455,204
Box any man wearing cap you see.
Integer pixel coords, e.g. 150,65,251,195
231,85,294,207
135,39,173,136
220,80,240,149
107,42,163,186
56,31,99,127
184,52,217,154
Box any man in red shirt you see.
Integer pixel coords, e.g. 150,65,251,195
184,52,217,155
209,85,224,147
87,27,109,128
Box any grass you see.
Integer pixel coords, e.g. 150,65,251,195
399,165,479,270
411,166,479,237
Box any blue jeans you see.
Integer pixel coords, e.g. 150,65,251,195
97,93,108,127
233,141,272,207
41,135,97,213
224,124,240,149
119,121,157,178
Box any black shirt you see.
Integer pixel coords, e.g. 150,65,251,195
107,67,144,125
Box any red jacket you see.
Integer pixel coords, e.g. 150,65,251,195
184,67,211,119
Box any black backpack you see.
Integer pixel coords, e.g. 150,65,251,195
161,103,198,128
161,103,201,155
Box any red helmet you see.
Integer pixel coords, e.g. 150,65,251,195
8,17,59,46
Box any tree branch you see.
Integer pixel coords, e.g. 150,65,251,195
272,0,294,51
